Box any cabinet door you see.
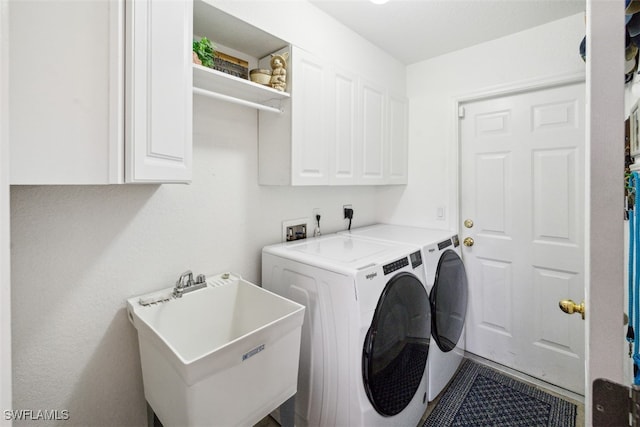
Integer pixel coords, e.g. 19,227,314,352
359,78,386,185
126,0,193,183
329,67,357,185
9,0,122,184
387,95,408,185
291,48,329,185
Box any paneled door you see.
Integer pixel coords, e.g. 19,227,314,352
358,77,386,184
459,81,586,394
291,47,330,185
126,0,192,183
329,65,357,185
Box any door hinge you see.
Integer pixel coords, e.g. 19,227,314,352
593,378,640,426
458,106,465,118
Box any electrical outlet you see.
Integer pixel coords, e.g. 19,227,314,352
343,204,353,219
312,209,322,237
282,218,310,242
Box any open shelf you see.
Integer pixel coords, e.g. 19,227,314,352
192,1,291,112
192,64,289,112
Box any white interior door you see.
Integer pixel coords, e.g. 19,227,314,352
460,81,586,395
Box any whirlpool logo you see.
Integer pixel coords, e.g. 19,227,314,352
365,272,377,280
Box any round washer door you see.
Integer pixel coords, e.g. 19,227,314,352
362,272,431,416
430,249,468,352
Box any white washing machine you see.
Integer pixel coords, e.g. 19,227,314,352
262,233,431,427
340,224,468,401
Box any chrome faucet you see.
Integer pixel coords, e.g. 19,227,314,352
173,270,207,298
173,270,193,298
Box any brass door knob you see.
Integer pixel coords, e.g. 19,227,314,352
463,237,474,247
559,299,585,320
464,219,474,228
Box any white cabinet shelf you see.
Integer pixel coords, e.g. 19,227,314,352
192,64,289,112
193,1,290,113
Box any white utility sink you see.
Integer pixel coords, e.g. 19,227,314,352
127,272,305,427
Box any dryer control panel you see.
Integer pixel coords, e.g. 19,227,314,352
438,238,452,250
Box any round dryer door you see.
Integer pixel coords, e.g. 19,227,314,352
362,272,431,416
430,249,468,352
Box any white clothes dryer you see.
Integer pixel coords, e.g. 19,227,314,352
340,224,468,401
262,233,431,427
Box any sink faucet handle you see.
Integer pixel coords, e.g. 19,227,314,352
195,274,207,284
176,270,193,288
173,270,193,298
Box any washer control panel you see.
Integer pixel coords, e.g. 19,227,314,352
383,257,409,275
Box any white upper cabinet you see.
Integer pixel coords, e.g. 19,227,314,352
9,0,192,185
125,0,193,183
197,2,409,186
259,46,408,186
9,1,119,184
258,47,333,186
8,0,406,186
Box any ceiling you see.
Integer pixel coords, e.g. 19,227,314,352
308,0,586,64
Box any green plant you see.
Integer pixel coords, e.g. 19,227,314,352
193,37,216,68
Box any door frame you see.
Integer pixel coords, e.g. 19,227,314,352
584,2,625,427
1,0,11,423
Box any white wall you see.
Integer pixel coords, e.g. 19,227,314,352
10,97,377,425
376,13,586,230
